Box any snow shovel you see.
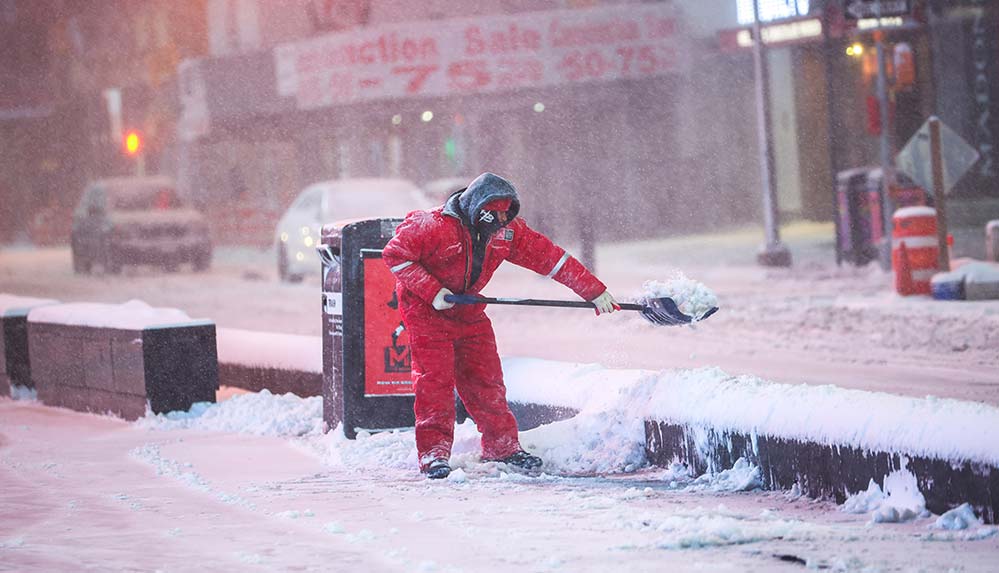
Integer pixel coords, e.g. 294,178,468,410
443,294,718,326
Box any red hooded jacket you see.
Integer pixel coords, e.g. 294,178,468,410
383,177,605,327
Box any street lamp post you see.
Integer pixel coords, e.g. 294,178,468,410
751,0,792,267
873,2,895,271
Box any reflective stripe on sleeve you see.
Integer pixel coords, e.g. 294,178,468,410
545,252,570,279
390,261,414,273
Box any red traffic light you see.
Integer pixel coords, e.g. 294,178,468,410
124,131,142,156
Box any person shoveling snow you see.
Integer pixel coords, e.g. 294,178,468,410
384,173,719,479
383,172,620,479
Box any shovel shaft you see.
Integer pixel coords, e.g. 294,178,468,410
444,293,643,311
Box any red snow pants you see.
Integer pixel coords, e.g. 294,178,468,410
409,314,521,470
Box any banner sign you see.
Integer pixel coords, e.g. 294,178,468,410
362,256,413,396
275,3,686,110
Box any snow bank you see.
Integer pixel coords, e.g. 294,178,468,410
28,300,207,330
135,357,999,478
0,294,58,316
507,360,999,467
136,390,323,437
216,328,322,373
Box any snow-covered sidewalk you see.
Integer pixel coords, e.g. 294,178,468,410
3,390,998,572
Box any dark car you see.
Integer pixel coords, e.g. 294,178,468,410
70,176,212,274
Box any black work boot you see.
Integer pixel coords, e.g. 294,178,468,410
497,450,543,470
425,458,451,480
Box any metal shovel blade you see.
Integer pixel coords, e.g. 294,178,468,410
638,297,719,326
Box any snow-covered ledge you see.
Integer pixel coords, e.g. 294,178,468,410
26,300,217,420
215,328,322,397
502,358,999,524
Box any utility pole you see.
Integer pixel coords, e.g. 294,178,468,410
751,0,792,267
874,1,895,270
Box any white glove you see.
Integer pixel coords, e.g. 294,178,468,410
590,290,619,316
432,287,455,311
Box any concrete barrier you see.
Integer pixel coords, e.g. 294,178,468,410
645,422,999,524
27,301,218,420
216,328,322,397
0,295,58,396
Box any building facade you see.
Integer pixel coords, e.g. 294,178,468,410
179,0,765,248
0,0,207,243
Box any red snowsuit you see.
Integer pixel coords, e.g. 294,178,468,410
382,177,605,470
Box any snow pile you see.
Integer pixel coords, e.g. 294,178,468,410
685,458,761,493
840,465,929,524
520,409,647,475
626,506,814,550
933,503,982,531
0,294,58,316
28,299,206,330
136,390,323,437
9,385,37,401
316,425,420,470
640,274,718,319
871,467,928,523
217,328,322,373
923,504,999,542
841,479,885,514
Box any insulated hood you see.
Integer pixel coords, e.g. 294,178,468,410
453,172,521,226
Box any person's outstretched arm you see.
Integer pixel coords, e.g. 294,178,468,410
505,219,619,314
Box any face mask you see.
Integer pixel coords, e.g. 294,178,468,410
476,209,506,236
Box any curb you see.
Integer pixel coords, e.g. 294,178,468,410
645,421,999,524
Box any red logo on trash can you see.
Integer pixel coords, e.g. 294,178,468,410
363,258,414,396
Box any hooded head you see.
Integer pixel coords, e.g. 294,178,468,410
456,172,521,234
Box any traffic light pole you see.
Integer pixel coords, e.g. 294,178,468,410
751,0,792,267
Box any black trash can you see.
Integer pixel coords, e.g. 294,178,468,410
318,218,416,438
836,167,885,266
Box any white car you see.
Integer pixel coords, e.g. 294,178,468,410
275,178,432,282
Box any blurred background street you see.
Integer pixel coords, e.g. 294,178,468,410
3,220,996,404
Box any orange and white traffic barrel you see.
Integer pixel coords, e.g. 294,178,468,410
892,206,939,295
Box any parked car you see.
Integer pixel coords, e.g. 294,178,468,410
275,177,432,282
70,176,212,274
